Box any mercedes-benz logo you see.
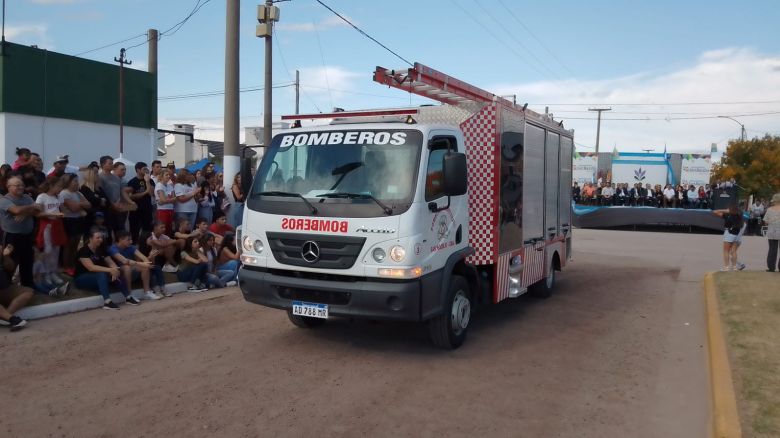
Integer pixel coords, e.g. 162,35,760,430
301,241,320,263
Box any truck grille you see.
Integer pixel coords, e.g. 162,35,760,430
266,232,366,270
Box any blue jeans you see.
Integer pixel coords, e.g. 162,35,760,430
217,260,239,282
175,212,197,228
177,263,207,284
150,265,165,288
197,206,213,225
229,203,244,228
75,272,129,300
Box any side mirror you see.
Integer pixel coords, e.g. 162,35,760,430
443,152,467,196
240,157,253,197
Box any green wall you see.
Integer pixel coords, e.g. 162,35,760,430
0,42,156,129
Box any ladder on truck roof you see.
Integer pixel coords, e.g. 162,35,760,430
372,62,514,108
282,62,525,122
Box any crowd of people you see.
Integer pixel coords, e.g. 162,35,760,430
0,147,249,331
573,181,719,209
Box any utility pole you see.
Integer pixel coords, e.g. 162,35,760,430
588,107,611,154
114,48,132,157
257,1,280,146
1,0,6,56
295,69,300,115
224,0,240,188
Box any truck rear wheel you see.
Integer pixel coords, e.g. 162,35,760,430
287,310,327,328
428,275,471,349
530,262,555,299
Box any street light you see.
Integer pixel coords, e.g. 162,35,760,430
717,116,746,141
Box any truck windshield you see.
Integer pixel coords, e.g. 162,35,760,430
248,129,423,218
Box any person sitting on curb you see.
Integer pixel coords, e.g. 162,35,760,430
177,236,209,292
199,234,236,288
173,217,199,249
75,227,141,310
208,213,234,239
137,231,173,297
109,230,165,301
147,221,178,273
215,233,240,285
0,243,33,331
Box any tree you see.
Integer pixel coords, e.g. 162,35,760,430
712,135,780,201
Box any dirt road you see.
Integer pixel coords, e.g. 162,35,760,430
2,228,748,437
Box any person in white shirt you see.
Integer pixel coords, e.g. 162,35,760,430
174,169,199,228
34,178,67,285
155,169,177,236
600,183,615,206
687,185,699,208
662,184,676,208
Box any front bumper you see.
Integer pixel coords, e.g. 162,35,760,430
239,266,434,321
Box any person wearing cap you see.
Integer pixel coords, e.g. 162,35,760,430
764,193,780,272
127,162,154,243
46,155,81,177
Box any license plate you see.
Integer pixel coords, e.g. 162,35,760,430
292,301,328,319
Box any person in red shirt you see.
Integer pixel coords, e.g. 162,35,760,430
208,214,234,237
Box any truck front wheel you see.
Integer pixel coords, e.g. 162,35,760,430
287,310,327,328
428,275,471,349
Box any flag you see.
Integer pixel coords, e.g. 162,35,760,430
612,146,620,159
663,144,668,161
711,143,718,153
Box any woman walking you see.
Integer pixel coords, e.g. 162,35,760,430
713,205,745,271
764,193,780,272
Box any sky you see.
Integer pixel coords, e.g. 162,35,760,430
6,0,780,152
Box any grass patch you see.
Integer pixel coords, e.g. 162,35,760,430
716,271,780,437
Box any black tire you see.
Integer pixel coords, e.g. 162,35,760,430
530,261,555,299
428,275,471,349
287,310,327,328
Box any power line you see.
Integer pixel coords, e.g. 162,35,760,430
471,0,560,80
553,108,780,115
160,0,213,37
530,99,780,106
496,0,575,77
560,110,780,121
73,33,146,57
312,20,334,110
159,83,295,101
314,0,413,66
273,27,322,113
448,0,549,80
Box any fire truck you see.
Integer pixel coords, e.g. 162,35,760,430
238,63,573,349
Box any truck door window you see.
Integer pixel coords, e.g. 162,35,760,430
425,148,447,201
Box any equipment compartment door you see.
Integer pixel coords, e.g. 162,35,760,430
544,132,560,242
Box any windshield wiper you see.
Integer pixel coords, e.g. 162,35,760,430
317,192,393,215
256,191,317,215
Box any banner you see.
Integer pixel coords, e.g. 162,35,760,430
611,161,668,187
572,152,597,184
680,154,712,188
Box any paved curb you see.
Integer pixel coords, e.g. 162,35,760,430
704,272,743,438
16,282,190,321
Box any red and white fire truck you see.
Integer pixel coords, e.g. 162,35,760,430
238,63,573,349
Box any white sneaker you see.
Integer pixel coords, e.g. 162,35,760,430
161,264,178,273
144,291,162,300
225,280,237,287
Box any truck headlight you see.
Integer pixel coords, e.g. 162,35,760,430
389,245,406,262
372,247,386,263
242,236,263,254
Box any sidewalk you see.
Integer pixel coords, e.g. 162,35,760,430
16,282,190,320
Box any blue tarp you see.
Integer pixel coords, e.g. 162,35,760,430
185,158,222,174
